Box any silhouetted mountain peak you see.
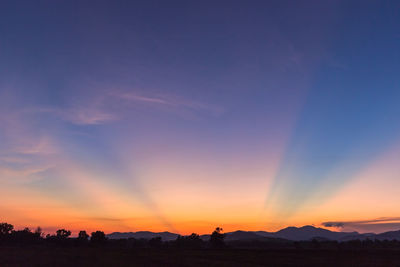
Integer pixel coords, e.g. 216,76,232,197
107,227,400,242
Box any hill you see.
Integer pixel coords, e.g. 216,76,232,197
107,226,400,242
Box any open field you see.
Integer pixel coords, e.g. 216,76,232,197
1,247,400,267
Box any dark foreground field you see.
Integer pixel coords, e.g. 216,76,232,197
1,247,400,267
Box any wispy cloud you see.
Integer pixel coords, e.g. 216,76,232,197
28,90,223,126
13,137,58,155
322,217,400,232
114,92,169,105
61,108,117,125
323,217,400,228
111,90,224,115
0,165,51,183
29,106,117,126
0,110,58,183
0,156,30,164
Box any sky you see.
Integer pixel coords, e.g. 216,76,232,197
0,0,400,235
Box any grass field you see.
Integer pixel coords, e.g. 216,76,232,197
1,247,400,266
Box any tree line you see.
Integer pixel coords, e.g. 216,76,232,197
3,222,400,250
0,222,226,248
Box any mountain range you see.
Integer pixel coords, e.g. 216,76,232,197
107,226,400,242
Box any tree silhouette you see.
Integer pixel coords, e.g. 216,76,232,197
34,227,44,238
78,230,89,241
0,222,14,235
187,233,201,240
9,227,42,244
175,233,203,248
210,227,225,248
56,229,71,239
91,231,106,244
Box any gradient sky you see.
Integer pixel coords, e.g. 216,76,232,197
1,1,400,235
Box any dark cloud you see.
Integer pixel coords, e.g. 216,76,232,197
322,222,344,228
322,217,400,232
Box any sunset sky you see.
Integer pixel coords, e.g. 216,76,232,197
1,1,400,235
